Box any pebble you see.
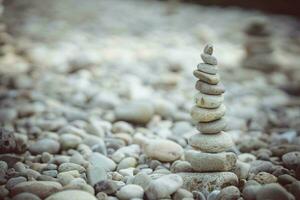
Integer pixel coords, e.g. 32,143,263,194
189,132,234,153
115,100,154,124
89,152,116,171
87,164,107,186
45,190,97,200
12,192,41,200
191,104,226,123
282,151,300,170
94,180,121,195
193,70,220,85
197,63,218,75
201,53,218,65
59,134,82,150
238,153,257,163
0,128,16,153
170,160,193,173
286,181,300,200
242,185,261,200
29,138,60,155
58,162,85,173
271,144,300,157
196,80,225,95
195,92,224,108
197,118,227,134
278,174,298,186
0,185,9,199
249,160,274,174
6,176,27,190
11,181,62,198
234,160,250,179
144,139,183,162
238,138,268,153
185,150,236,172
256,183,294,200
117,157,137,171
145,174,183,200
216,186,240,200
132,172,151,190
178,172,238,191
254,172,277,184
116,184,144,200
173,188,193,200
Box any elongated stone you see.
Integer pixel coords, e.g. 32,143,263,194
185,150,237,172
194,92,223,109
191,104,225,123
189,131,234,153
178,172,238,191
197,118,227,134
197,63,218,75
201,53,217,65
195,80,225,95
193,70,220,85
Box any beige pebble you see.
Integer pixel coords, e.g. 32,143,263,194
197,63,218,75
194,92,223,109
193,70,220,85
191,104,226,123
197,118,227,134
195,80,225,95
189,131,234,153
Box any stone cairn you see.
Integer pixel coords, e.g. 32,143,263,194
185,44,237,173
242,17,279,72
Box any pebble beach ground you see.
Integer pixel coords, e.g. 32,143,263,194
1,0,300,199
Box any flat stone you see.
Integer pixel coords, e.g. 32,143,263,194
116,184,144,200
45,190,97,200
194,92,223,109
193,70,220,85
197,63,218,75
256,183,293,200
189,132,234,153
11,181,62,199
6,177,27,190
185,150,237,172
201,53,218,65
58,163,86,173
29,138,60,155
254,172,277,184
196,80,225,95
216,186,240,200
59,134,82,150
191,104,226,123
197,118,227,134
144,139,183,162
145,174,183,200
178,172,238,192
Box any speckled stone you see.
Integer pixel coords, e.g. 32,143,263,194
197,63,218,75
194,92,223,109
193,70,220,85
197,118,227,134
195,80,225,95
191,104,226,123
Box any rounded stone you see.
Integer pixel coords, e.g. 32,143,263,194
193,70,220,85
12,192,41,200
59,134,82,150
6,177,27,190
45,190,97,200
196,80,225,95
115,101,154,124
145,174,183,200
204,44,214,55
191,104,226,123
201,53,218,65
29,138,60,155
282,151,300,170
256,183,293,200
254,172,277,184
197,63,218,75
197,118,227,134
189,131,234,153
194,92,223,109
116,184,144,200
144,139,183,162
11,181,62,198
185,150,237,172
216,186,240,200
58,163,85,173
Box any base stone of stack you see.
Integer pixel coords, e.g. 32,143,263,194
189,131,234,153
185,150,237,172
177,172,238,192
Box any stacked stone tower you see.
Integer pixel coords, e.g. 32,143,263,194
185,44,237,172
243,17,279,72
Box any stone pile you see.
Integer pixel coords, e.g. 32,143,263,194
242,17,279,72
179,45,238,191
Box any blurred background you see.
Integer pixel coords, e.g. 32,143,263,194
1,0,300,140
